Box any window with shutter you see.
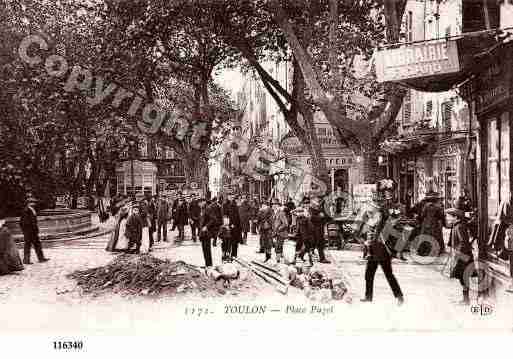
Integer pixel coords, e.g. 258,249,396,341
425,100,433,117
441,101,453,135
402,89,411,124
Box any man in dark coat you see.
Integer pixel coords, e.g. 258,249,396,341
257,200,274,262
223,192,242,258
291,197,314,265
250,196,260,235
238,195,251,244
156,195,169,242
188,194,201,242
418,191,445,256
19,196,49,264
173,197,189,242
198,198,217,267
355,195,404,305
310,197,330,264
284,197,296,231
126,205,144,254
210,197,223,247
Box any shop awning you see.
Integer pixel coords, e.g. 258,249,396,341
380,131,437,155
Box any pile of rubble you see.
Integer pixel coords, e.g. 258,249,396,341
68,254,215,297
280,263,351,302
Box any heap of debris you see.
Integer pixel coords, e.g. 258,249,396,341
286,264,350,302
68,254,215,296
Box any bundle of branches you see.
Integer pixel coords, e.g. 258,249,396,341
67,254,214,296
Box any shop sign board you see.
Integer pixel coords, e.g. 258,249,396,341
376,40,460,83
475,59,511,114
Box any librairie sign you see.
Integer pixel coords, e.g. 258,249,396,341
376,40,460,83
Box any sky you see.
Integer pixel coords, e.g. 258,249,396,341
214,68,245,101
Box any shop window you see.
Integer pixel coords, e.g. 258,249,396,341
500,113,510,203
488,118,499,218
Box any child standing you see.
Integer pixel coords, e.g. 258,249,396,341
219,214,232,262
446,207,475,305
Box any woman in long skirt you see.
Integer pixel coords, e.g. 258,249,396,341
106,205,130,252
0,217,24,275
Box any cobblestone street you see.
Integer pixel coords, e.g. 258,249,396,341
1,227,511,334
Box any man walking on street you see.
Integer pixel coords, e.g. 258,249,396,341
19,195,49,264
156,195,169,242
188,193,201,242
355,185,404,306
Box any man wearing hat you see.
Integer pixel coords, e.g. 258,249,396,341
446,207,475,305
310,196,331,264
257,199,274,262
19,195,49,264
223,190,242,258
355,186,404,305
291,196,314,265
417,190,445,256
271,198,288,263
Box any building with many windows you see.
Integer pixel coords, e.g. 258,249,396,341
115,137,186,198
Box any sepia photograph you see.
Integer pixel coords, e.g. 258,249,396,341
1,0,512,353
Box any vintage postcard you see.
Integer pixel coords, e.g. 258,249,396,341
1,0,512,352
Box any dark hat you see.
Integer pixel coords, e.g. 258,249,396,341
445,207,465,219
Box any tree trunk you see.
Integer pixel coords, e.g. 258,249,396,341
182,153,208,193
362,142,379,184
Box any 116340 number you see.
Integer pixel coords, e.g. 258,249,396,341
53,341,83,350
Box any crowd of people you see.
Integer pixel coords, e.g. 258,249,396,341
1,183,507,306
105,190,334,268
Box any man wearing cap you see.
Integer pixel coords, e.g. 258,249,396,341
19,196,49,264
